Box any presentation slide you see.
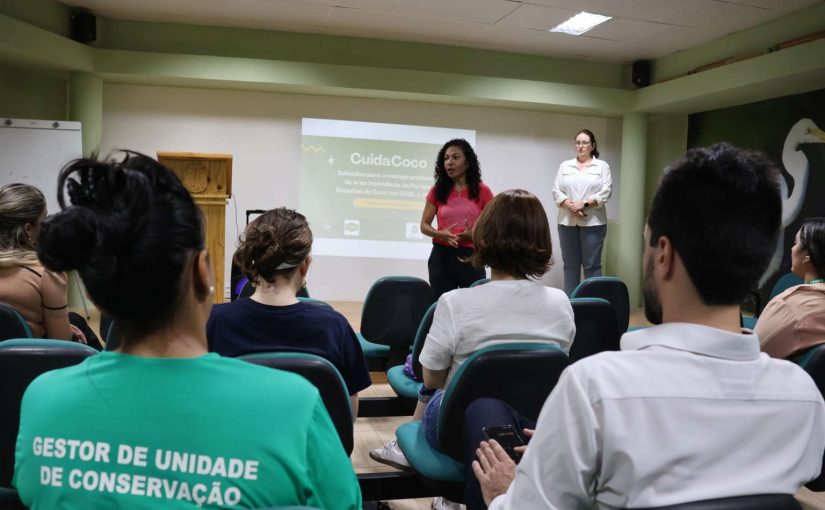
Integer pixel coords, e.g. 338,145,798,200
300,118,476,260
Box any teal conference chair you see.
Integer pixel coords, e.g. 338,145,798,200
358,276,434,371
387,302,437,403
0,339,98,490
569,297,621,362
240,352,354,455
743,272,804,330
396,343,569,502
0,303,32,341
571,277,630,332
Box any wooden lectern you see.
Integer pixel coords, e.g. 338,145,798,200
157,152,232,303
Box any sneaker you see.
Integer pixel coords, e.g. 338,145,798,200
369,439,410,470
431,496,464,510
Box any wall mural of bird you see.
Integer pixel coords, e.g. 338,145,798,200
760,118,825,286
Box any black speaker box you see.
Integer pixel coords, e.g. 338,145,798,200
631,60,651,88
70,10,96,44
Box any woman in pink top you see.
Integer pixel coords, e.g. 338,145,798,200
757,217,825,359
420,139,494,299
0,183,99,347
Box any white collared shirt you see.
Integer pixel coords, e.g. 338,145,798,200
488,323,825,510
552,157,612,227
419,280,575,387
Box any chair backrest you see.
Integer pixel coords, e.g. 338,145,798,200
794,343,825,491
240,352,354,455
436,343,569,461
470,278,491,288
626,494,801,509
571,277,630,332
360,276,434,347
410,302,437,380
770,273,803,301
0,303,32,341
0,338,98,487
297,297,332,310
569,298,621,363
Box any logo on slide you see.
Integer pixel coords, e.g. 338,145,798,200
344,219,360,236
405,223,425,240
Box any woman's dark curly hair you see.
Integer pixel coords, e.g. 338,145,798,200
234,207,312,285
433,139,482,204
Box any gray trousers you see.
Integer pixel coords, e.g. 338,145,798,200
558,224,607,295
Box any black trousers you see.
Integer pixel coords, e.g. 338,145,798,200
463,398,536,510
428,244,486,300
68,311,103,351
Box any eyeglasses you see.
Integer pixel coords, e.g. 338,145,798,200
574,141,591,146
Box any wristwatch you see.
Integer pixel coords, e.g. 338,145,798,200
584,201,590,208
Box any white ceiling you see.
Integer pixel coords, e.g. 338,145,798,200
55,0,823,63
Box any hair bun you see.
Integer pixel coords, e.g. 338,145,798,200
37,207,101,272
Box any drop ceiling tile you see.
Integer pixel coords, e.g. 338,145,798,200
585,18,671,42
324,7,487,46
305,0,522,24
726,0,821,10
676,2,780,32
520,0,720,24
463,23,617,58
496,3,580,31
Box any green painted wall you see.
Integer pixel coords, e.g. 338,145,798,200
645,114,689,215
0,0,70,38
1,0,823,306
652,3,825,82
0,62,67,120
97,19,625,89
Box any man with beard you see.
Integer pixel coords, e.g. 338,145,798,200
464,143,825,510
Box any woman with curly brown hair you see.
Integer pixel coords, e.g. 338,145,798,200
207,207,370,416
421,139,494,299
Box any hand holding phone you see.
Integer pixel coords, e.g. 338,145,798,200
482,425,525,462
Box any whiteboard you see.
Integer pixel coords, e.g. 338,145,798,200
0,118,83,216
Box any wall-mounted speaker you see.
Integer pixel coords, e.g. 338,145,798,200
631,60,651,88
70,10,96,44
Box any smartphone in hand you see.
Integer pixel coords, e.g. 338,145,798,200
482,425,524,462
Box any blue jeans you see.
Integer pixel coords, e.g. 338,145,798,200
422,389,445,450
558,224,607,295
463,398,536,510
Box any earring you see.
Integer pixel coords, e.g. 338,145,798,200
209,285,215,295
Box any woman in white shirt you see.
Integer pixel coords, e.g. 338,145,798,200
370,190,575,510
552,129,612,295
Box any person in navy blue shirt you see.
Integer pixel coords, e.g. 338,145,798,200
207,207,370,417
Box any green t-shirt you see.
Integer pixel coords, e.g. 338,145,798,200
13,352,362,509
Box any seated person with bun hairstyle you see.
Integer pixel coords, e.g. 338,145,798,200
207,207,371,418
13,153,361,510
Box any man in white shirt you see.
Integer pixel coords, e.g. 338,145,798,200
470,143,825,510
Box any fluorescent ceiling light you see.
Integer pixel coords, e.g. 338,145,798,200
550,12,612,35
